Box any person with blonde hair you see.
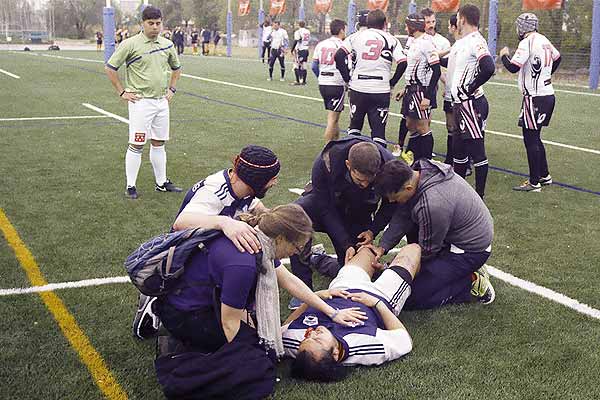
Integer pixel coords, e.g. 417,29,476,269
155,203,368,355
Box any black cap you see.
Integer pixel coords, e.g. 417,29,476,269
405,13,425,32
234,145,280,198
356,10,369,27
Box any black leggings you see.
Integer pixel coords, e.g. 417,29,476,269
523,128,549,185
261,42,271,60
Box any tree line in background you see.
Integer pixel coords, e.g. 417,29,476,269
4,0,592,55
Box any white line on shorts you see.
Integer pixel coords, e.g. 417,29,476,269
0,67,20,79
82,103,129,124
11,51,600,156
0,115,108,122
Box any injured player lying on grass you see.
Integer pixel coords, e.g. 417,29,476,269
282,244,421,382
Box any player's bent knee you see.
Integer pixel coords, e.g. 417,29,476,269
391,244,421,277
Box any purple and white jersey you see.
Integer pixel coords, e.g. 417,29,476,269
405,33,440,87
449,31,490,103
174,169,258,222
313,37,345,86
510,32,560,97
282,292,412,366
341,28,406,94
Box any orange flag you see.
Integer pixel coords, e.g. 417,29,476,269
238,0,251,16
523,0,562,10
270,0,286,15
315,0,333,14
431,0,460,13
367,0,388,13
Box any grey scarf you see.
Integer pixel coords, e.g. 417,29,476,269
254,229,284,357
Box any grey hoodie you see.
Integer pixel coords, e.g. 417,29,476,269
380,159,493,260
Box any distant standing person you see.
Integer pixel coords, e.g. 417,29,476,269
267,21,289,81
96,31,103,51
213,30,221,54
191,28,199,55
261,20,273,63
173,26,185,55
291,21,311,85
499,13,561,192
104,6,183,199
202,28,211,55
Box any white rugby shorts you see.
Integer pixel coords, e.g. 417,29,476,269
128,97,170,145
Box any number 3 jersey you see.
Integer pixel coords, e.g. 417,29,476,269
510,32,560,97
313,36,345,86
341,28,406,94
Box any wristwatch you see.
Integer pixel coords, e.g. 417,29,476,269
169,86,177,93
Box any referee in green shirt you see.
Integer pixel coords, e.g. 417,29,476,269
105,6,183,199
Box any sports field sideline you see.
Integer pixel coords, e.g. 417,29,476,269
1,49,599,399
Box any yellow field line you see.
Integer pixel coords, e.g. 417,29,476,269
0,208,128,400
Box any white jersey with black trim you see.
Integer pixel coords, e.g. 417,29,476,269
449,31,490,103
341,28,406,94
405,33,440,87
270,28,289,50
262,26,273,42
313,37,345,86
510,32,560,97
178,169,258,218
294,27,311,51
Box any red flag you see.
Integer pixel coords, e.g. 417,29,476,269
238,0,250,16
431,0,460,13
314,0,333,14
270,0,286,15
522,0,562,10
367,0,388,13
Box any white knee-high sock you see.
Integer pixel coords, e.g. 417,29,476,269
150,144,167,185
125,145,143,188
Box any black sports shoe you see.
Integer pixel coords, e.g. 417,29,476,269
155,179,183,192
539,175,553,186
126,186,138,199
132,294,160,340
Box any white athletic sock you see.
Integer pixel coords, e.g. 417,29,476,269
125,145,143,188
150,145,167,186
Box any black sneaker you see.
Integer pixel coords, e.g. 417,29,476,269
132,294,160,340
155,179,183,192
126,186,138,199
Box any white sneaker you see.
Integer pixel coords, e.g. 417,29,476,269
280,78,285,82
267,77,273,81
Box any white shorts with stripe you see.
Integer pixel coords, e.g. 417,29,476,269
328,265,411,316
128,97,170,145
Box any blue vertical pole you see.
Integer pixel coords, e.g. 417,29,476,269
590,0,600,89
258,4,265,59
347,0,356,35
299,0,305,21
487,0,498,58
408,0,416,14
227,10,233,57
103,7,116,63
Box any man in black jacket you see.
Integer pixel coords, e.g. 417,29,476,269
288,136,395,308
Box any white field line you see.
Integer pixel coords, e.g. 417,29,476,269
0,276,130,296
82,103,129,124
12,51,600,156
0,67,20,79
1,250,598,322
0,115,108,122
185,54,600,97
184,74,600,156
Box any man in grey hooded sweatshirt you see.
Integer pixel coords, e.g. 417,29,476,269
366,158,495,309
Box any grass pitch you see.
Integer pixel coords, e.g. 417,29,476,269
0,48,599,399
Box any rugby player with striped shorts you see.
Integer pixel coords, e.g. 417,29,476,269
445,4,495,199
401,13,441,162
312,19,347,142
499,13,561,192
